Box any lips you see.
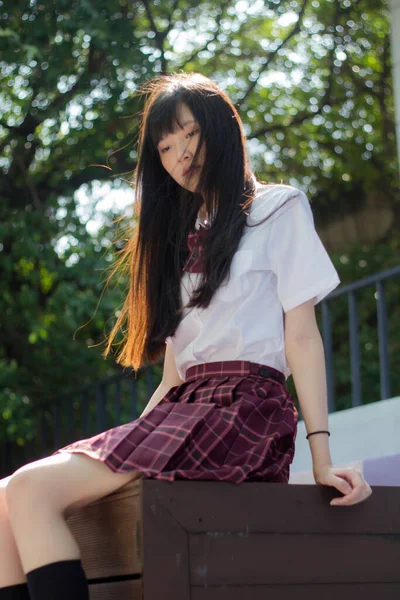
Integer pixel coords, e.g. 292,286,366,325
183,166,200,176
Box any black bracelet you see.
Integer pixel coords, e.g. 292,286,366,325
306,430,330,440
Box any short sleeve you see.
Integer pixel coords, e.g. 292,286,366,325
267,189,340,313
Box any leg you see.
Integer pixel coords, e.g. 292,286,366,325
0,477,26,588
6,452,142,574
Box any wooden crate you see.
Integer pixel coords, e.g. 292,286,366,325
66,479,400,599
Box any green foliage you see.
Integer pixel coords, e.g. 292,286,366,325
0,0,399,449
0,359,35,445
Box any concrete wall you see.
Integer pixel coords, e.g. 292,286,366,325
289,395,400,484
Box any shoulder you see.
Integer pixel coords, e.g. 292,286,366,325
248,183,311,226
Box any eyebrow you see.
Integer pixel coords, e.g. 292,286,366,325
157,120,196,146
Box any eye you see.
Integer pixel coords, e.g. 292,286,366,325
159,129,199,154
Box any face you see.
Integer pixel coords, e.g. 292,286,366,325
157,103,205,192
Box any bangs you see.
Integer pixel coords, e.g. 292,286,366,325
148,93,190,151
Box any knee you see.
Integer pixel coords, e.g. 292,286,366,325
0,504,11,540
0,479,9,514
0,484,12,530
5,466,44,514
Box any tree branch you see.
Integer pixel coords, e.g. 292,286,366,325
142,0,160,36
15,152,42,209
249,0,339,139
142,0,182,73
164,0,180,37
0,119,17,130
239,0,309,104
248,109,320,138
175,0,232,71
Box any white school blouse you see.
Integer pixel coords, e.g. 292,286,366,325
165,182,340,381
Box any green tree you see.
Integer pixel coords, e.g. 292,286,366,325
0,0,399,445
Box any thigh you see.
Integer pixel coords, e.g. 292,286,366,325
6,453,143,516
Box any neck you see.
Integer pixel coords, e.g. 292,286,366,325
199,205,208,221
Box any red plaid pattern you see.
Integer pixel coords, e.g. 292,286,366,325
181,224,207,273
54,360,298,484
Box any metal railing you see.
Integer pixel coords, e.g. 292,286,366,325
1,264,399,477
0,366,159,477
321,264,400,413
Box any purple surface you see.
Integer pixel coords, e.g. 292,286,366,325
363,452,400,486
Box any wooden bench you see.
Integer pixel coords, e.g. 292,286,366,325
66,479,400,599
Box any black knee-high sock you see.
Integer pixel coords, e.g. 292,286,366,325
0,583,30,599
26,559,88,600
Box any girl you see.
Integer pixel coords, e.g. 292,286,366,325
0,72,372,599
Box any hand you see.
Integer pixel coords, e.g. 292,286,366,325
313,465,373,506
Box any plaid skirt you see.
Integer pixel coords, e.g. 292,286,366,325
53,360,298,484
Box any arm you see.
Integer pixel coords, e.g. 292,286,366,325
284,298,333,475
139,342,185,418
284,298,372,506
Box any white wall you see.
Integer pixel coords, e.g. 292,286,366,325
290,395,400,474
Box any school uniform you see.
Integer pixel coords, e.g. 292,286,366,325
54,183,340,484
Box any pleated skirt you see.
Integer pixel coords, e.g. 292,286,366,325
53,360,298,484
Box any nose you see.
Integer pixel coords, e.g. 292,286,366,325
177,139,194,162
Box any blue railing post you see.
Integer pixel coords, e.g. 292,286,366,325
115,380,121,426
95,383,107,434
81,390,89,438
376,280,391,400
53,399,61,450
348,290,362,407
321,299,335,413
131,377,138,421
66,397,74,446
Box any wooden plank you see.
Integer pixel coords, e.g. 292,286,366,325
189,532,400,585
89,579,142,600
67,479,400,598
145,480,400,534
191,583,400,600
141,482,190,600
67,480,143,580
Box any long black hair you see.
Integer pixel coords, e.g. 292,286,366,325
103,72,263,373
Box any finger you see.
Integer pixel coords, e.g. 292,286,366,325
348,471,372,496
331,468,364,491
331,490,368,506
332,479,353,496
329,470,369,505
329,473,354,495
331,481,371,506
